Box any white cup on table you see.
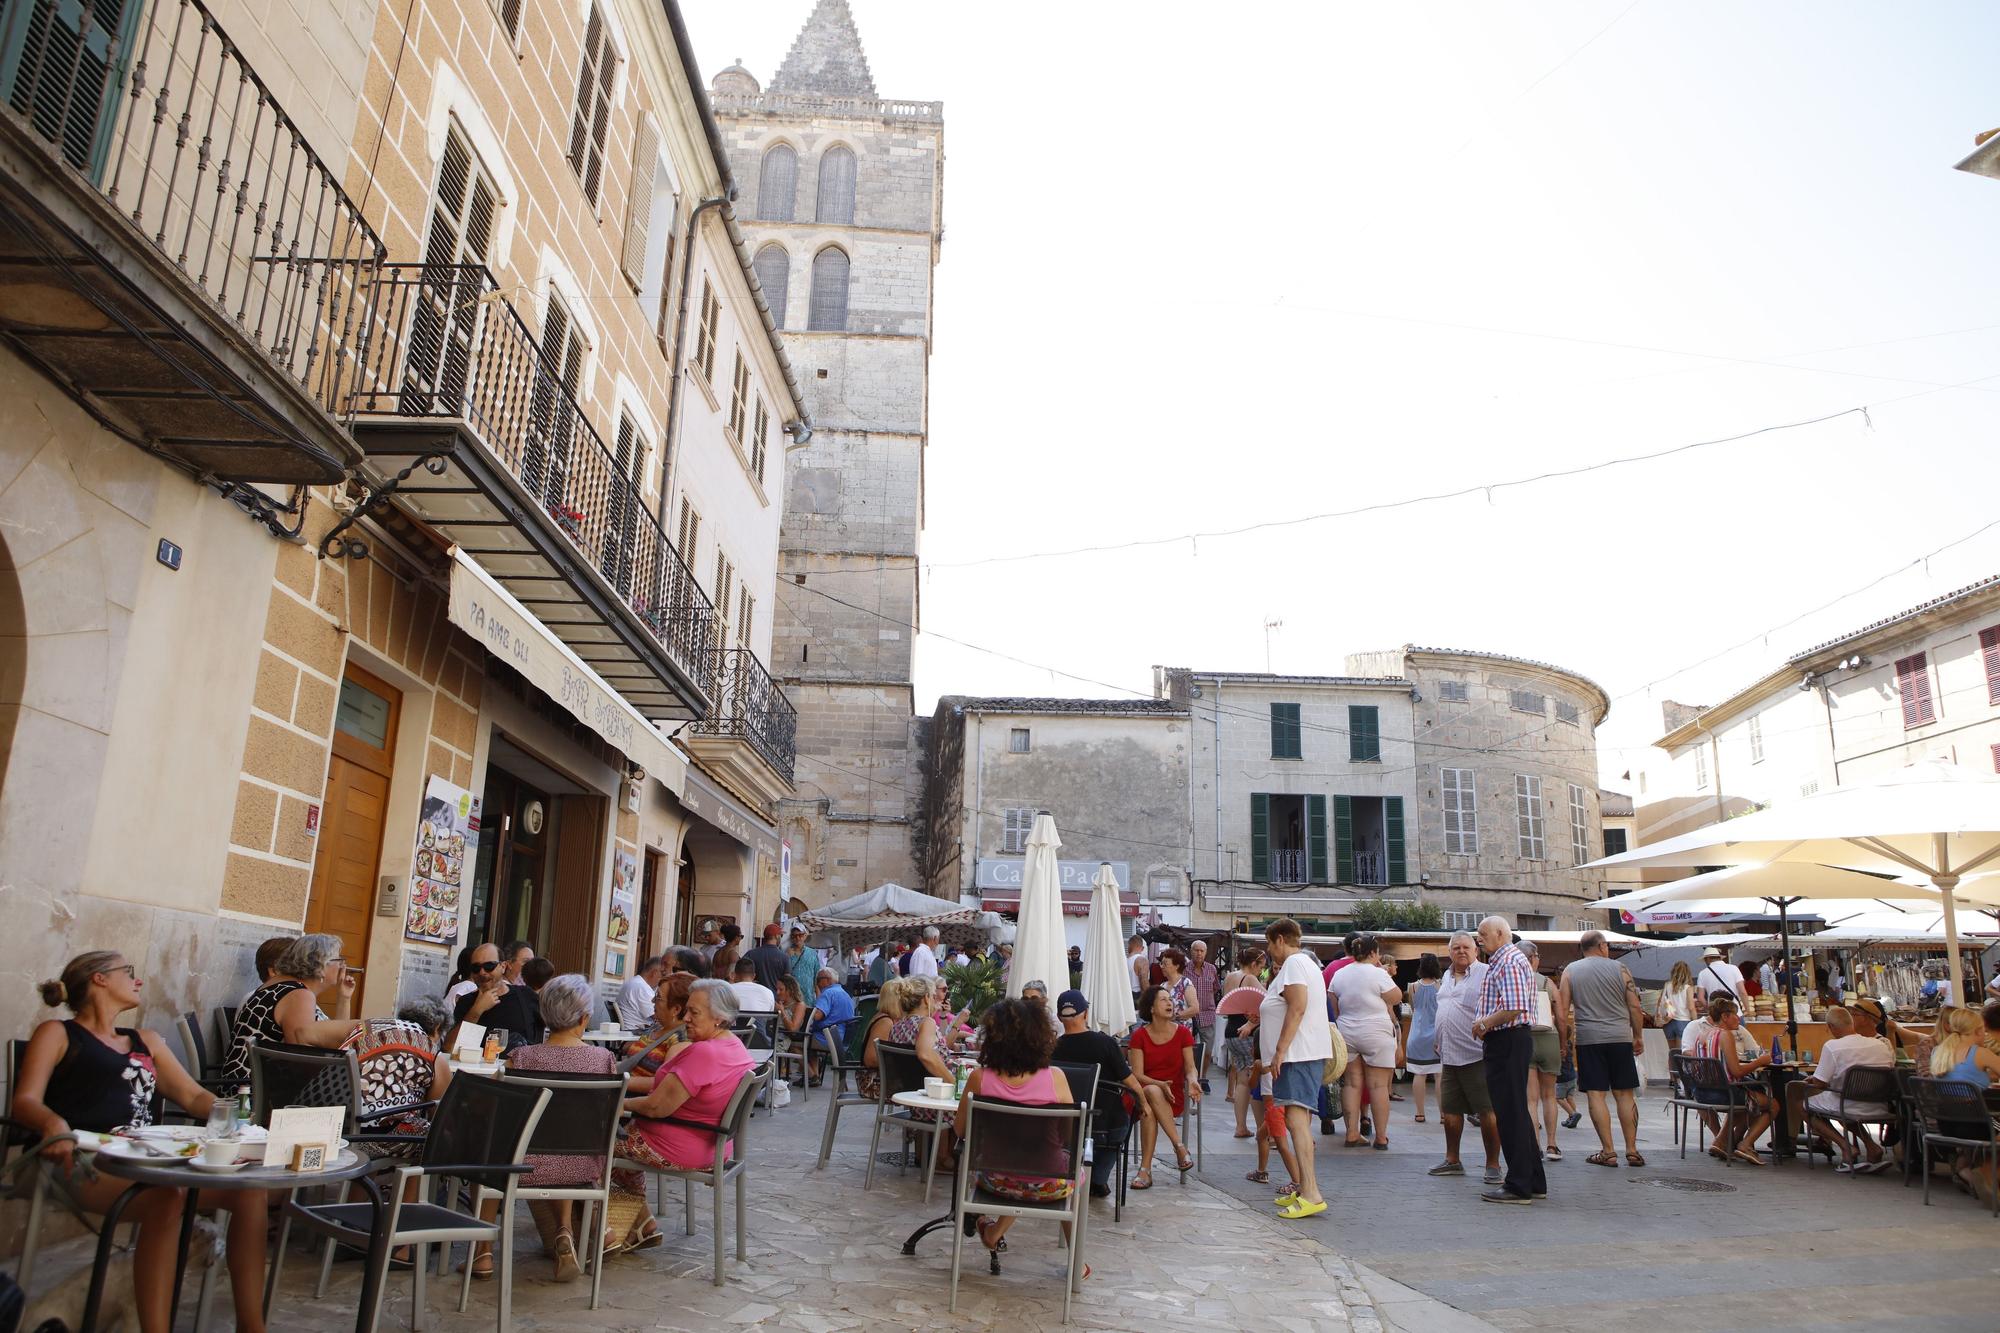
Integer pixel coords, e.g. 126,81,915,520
200,1138,238,1167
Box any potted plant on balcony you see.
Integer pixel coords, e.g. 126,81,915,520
546,501,584,539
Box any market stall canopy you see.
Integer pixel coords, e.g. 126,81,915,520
1586,863,1957,915
1584,761,2000,1002
796,883,1006,948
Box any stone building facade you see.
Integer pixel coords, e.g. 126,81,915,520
708,0,943,908
1634,575,2000,866
920,698,1192,945
0,0,800,1041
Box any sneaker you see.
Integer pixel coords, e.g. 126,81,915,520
1480,1189,1532,1205
1427,1160,1466,1177
1088,1183,1112,1198
1562,1111,1582,1129
1482,1169,1503,1186
1359,1119,1373,1139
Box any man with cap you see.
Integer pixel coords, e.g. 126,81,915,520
1695,946,1749,1013
695,920,722,963
743,923,791,996
1052,989,1142,1198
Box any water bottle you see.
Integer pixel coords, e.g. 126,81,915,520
236,1085,253,1130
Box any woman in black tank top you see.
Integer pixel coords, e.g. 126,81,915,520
11,951,274,1333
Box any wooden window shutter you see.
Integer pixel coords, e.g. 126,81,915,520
1349,705,1379,762
1270,703,1300,759
1385,797,1406,884
1249,794,1269,883
567,6,616,206
1992,742,2000,774
1895,652,1934,728
620,119,659,289
1982,626,2000,706
1333,795,1355,884
1306,794,1328,884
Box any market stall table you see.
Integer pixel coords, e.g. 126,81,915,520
84,1142,370,1333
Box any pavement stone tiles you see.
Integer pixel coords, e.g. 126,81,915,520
32,1085,2000,1330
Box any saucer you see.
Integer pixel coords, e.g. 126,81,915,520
191,1159,248,1173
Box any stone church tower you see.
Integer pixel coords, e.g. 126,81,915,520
709,2,942,905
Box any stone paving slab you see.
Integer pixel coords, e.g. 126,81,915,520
235,1095,1485,1332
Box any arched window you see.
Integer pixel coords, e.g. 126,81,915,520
752,245,791,329
807,247,849,332
756,144,796,222
815,145,856,224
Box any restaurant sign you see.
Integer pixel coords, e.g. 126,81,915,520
975,859,1130,891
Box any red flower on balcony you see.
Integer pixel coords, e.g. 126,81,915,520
547,502,585,538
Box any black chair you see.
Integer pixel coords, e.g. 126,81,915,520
611,1068,760,1286
816,1026,874,1169
948,1094,1090,1324
478,1073,624,1309
864,1042,949,1202
615,1027,676,1077
1053,1060,1127,1213
1684,1057,1746,1163
280,1074,551,1332
174,1011,236,1093
1664,1052,1708,1157
1909,1076,2000,1216
1821,1065,1902,1174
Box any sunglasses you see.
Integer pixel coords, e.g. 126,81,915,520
98,965,138,982
473,960,502,973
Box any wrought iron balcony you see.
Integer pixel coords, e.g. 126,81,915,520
691,647,796,785
0,0,381,483
343,261,715,720
1268,848,1308,885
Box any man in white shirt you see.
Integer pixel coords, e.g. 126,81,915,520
728,958,777,1014
1757,959,1777,995
907,926,941,978
1783,1006,1895,1172
616,955,666,1030
1694,947,1749,1011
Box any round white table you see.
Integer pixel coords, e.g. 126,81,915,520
891,1090,962,1255
891,1089,959,1114
582,1030,645,1045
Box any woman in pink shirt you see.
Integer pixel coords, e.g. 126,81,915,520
956,997,1080,1262
608,978,754,1252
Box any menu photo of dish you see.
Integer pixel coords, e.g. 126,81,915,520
404,776,480,946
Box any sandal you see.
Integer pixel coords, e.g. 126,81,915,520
1245,1169,1270,1184
463,1250,494,1281
632,1224,665,1251
1625,1151,1647,1168
1586,1150,1618,1167
1131,1170,1154,1190
975,1217,1002,1252
1174,1149,1195,1173
1413,1114,1426,1123
552,1233,581,1283
1544,1145,1563,1161
1233,1129,1254,1139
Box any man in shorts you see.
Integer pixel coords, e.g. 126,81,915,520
1560,929,1646,1167
1431,932,1501,1184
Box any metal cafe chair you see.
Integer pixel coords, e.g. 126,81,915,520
610,1069,759,1286
815,1028,874,1170
1054,1060,1128,1214
474,1072,624,1310
1684,1056,1747,1163
948,1093,1091,1325
865,1042,950,1203
1665,1052,1708,1157
1813,1065,1901,1174
280,1074,551,1332
1178,1038,1206,1173
1909,1076,2000,1217
173,1011,235,1092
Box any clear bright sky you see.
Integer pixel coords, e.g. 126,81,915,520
682,0,2000,784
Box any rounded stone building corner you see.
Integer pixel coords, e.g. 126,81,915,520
713,60,760,96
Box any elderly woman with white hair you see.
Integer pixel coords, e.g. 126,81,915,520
221,932,361,1082
608,977,756,1253
463,973,618,1281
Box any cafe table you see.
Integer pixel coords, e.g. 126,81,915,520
582,1028,645,1045
84,1139,370,1333
892,1088,964,1254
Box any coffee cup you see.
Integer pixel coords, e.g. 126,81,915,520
924,1077,951,1101
200,1138,238,1167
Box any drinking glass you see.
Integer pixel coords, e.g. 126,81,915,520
206,1098,238,1139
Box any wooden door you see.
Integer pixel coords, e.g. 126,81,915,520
544,793,605,974
306,664,401,1010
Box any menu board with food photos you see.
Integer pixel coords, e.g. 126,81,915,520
405,775,479,945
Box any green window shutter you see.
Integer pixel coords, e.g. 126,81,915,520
1385,796,1407,884
1333,795,1354,884
1349,705,1380,762
1307,794,1328,883
1250,793,1270,882
1270,703,1301,759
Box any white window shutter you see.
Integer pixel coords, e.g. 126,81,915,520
621,120,659,290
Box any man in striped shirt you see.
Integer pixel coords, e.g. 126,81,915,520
1471,916,1546,1204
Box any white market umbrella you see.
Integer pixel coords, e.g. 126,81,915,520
1081,861,1136,1034
1587,761,2000,1004
1006,813,1070,1002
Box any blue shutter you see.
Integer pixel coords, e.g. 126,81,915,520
1307,794,1328,883
1385,797,1407,884
1250,793,1269,882
1334,795,1354,884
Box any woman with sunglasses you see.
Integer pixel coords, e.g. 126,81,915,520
1690,995,1774,1165
221,932,361,1082
13,953,273,1333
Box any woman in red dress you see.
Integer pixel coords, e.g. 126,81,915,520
1126,984,1198,1187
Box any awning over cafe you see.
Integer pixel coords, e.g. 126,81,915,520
448,549,685,797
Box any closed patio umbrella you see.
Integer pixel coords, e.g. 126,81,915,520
1007,812,1070,1003
1081,861,1136,1034
1586,761,2000,1005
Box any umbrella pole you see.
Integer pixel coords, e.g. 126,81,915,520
1935,833,1964,1006
1774,896,1798,1055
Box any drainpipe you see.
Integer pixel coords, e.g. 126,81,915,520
1212,681,1224,886
971,711,984,898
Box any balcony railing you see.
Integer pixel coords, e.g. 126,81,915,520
349,261,715,680
694,647,797,781
0,0,383,421
709,89,942,123
1267,849,1308,885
